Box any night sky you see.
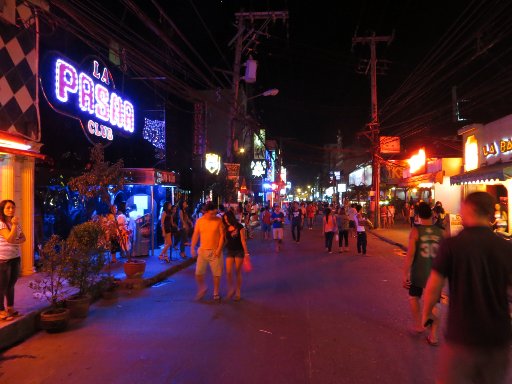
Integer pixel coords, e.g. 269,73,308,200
40,0,512,185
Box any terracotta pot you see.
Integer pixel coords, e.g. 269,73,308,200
66,295,91,318
40,308,70,332
123,259,146,279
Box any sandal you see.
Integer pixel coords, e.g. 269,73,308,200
426,335,439,347
233,295,241,302
213,294,221,303
158,255,170,263
0,311,14,321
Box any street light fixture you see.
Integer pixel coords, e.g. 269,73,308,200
247,88,279,101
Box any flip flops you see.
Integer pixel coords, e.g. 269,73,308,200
426,335,439,347
0,311,14,321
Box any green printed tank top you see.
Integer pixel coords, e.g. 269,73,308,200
411,225,444,288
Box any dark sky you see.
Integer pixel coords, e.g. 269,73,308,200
41,0,512,185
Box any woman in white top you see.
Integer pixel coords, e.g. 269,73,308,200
0,200,26,321
322,208,337,254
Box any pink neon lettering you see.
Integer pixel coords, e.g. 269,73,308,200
79,73,94,114
110,93,122,127
56,60,78,102
87,120,96,135
93,60,100,80
124,101,134,133
101,68,109,85
95,84,109,121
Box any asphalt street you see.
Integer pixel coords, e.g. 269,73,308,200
0,223,504,384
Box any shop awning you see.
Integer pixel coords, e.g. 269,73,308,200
450,162,512,185
0,146,46,160
399,171,444,188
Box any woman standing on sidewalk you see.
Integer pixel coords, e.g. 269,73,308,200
177,200,192,259
158,201,172,263
222,210,249,301
336,207,350,252
322,208,337,254
0,200,26,321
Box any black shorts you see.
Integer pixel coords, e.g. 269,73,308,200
409,285,423,297
349,220,355,229
226,250,244,258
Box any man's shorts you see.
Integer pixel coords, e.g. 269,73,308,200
195,248,223,277
349,220,355,229
409,284,423,298
261,223,271,233
272,227,284,240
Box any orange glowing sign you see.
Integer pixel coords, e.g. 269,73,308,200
464,135,478,171
407,148,426,175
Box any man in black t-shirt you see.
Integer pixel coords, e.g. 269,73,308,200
423,192,512,384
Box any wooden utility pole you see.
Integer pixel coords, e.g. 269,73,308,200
227,11,288,163
352,33,393,228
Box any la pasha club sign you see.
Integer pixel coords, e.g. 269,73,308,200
41,52,135,143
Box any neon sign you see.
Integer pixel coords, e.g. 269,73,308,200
205,153,221,174
41,53,135,143
408,148,426,175
482,139,512,158
251,160,266,177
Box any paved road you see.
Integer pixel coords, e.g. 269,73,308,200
0,225,501,383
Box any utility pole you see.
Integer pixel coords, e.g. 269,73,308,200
227,11,288,163
352,32,393,228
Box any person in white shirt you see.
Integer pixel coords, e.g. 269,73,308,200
354,205,373,255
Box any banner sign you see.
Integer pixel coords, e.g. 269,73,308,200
380,136,400,154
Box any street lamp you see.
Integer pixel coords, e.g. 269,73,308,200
247,88,279,101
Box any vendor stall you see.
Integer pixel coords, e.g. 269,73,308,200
120,168,180,257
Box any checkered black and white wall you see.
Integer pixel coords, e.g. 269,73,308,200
0,1,40,141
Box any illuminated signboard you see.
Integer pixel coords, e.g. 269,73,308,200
251,160,266,177
41,52,135,143
465,135,478,171
408,148,426,175
205,153,221,174
482,138,512,158
265,150,276,182
254,129,266,159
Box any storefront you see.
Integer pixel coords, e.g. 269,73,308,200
451,114,512,233
0,3,44,275
400,148,462,215
121,168,180,257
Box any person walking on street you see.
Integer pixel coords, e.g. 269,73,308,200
0,200,26,321
159,201,173,262
348,203,357,238
261,206,272,240
354,205,372,255
271,205,285,252
290,201,303,243
409,202,416,228
177,200,192,259
222,210,249,301
423,192,512,384
322,208,337,254
190,202,225,302
306,203,315,229
336,207,350,252
403,202,444,343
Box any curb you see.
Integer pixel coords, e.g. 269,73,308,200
0,258,195,352
369,230,408,252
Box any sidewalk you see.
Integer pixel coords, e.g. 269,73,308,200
0,247,195,351
370,222,411,252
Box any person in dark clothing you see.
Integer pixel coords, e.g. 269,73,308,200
222,210,249,301
423,192,512,384
290,202,303,243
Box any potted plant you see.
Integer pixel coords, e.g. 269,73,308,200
67,144,145,279
65,220,108,318
29,236,71,332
